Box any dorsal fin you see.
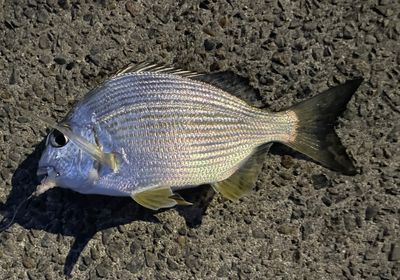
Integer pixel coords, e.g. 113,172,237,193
193,71,263,106
115,62,202,78
115,63,262,105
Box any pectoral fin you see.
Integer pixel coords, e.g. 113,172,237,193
132,186,192,210
212,146,268,201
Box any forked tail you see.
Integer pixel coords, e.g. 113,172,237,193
283,79,363,175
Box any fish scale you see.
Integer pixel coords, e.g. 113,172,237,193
35,64,361,210
85,77,262,120
70,74,284,189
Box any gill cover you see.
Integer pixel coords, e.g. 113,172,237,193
36,114,119,172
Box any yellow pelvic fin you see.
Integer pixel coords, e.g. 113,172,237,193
132,186,192,210
169,193,193,206
212,147,266,201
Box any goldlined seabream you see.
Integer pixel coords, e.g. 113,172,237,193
35,63,362,210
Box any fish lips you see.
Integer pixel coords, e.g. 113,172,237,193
36,165,57,178
35,166,58,195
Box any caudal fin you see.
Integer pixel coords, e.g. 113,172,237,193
285,79,363,175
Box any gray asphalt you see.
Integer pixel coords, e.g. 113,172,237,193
0,1,399,279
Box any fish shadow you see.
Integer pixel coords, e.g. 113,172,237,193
0,142,215,276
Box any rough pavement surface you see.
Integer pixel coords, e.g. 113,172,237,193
0,0,399,279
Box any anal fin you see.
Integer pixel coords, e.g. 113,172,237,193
212,145,269,201
132,186,192,210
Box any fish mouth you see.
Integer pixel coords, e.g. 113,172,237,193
37,166,58,177
35,166,58,195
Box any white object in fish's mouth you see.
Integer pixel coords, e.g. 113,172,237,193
35,166,58,195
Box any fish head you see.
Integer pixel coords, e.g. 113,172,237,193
36,125,97,195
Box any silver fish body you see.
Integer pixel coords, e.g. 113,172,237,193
36,64,361,209
67,73,294,194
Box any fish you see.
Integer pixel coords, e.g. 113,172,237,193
34,63,362,210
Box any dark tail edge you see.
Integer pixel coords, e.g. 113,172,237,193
285,79,363,175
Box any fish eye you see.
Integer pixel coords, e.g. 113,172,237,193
50,129,69,148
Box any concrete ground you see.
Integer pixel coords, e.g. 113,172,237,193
0,0,399,279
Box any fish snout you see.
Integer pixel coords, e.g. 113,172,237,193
35,166,59,195
36,166,58,177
